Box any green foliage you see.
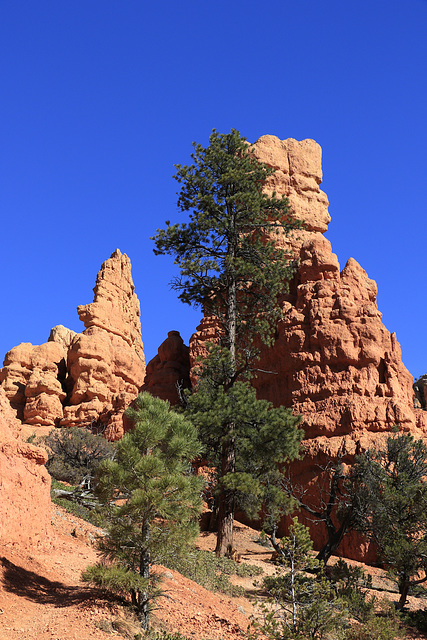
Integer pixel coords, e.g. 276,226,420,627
165,547,262,597
187,369,302,521
153,128,302,556
152,128,300,360
402,608,427,632
351,431,427,608
342,601,403,640
253,518,347,640
44,426,115,487
328,559,374,623
82,392,204,631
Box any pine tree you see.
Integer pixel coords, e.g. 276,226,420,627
254,518,346,640
153,129,301,555
187,346,302,555
81,392,203,630
351,431,427,609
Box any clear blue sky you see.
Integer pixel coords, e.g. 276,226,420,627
1,1,426,378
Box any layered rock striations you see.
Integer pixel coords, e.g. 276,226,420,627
0,250,145,439
0,388,51,547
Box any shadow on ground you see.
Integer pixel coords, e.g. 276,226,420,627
0,556,111,608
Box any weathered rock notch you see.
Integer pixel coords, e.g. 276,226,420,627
0,249,145,440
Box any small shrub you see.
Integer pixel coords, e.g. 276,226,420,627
94,618,114,633
44,426,115,487
344,616,402,640
165,548,262,597
402,608,427,633
344,600,403,640
252,532,273,548
329,559,374,622
111,616,142,638
252,519,348,640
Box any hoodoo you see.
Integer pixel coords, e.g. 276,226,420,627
0,249,145,440
189,135,427,559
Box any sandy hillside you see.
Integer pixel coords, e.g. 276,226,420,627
1,505,427,640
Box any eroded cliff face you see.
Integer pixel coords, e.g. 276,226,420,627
0,388,51,548
246,136,426,440
0,250,145,440
189,135,427,560
141,331,190,405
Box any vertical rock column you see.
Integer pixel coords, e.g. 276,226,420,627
61,249,146,439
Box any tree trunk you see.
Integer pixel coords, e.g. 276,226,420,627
397,575,410,610
138,522,150,630
316,513,352,565
215,220,238,558
215,437,236,556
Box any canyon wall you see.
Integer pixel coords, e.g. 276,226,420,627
0,249,145,440
0,388,51,548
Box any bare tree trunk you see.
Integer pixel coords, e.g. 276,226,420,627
316,510,352,565
215,437,236,556
215,218,237,558
138,522,150,630
397,573,410,610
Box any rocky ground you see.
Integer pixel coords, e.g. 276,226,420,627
1,505,427,640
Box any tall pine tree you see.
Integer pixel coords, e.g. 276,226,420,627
153,129,301,555
187,356,302,555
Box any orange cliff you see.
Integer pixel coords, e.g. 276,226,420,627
0,388,51,548
188,135,427,560
0,249,146,440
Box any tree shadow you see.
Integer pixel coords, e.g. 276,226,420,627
0,556,110,607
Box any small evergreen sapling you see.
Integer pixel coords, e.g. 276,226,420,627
82,392,203,631
351,431,427,609
253,518,347,640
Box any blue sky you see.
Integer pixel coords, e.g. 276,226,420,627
1,0,426,378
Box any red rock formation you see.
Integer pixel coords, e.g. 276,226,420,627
246,136,426,440
0,250,145,439
189,135,427,560
60,249,145,439
0,341,67,426
0,388,51,548
141,331,190,405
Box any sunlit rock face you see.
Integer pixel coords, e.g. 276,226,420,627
0,388,51,548
0,250,146,440
189,135,427,561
